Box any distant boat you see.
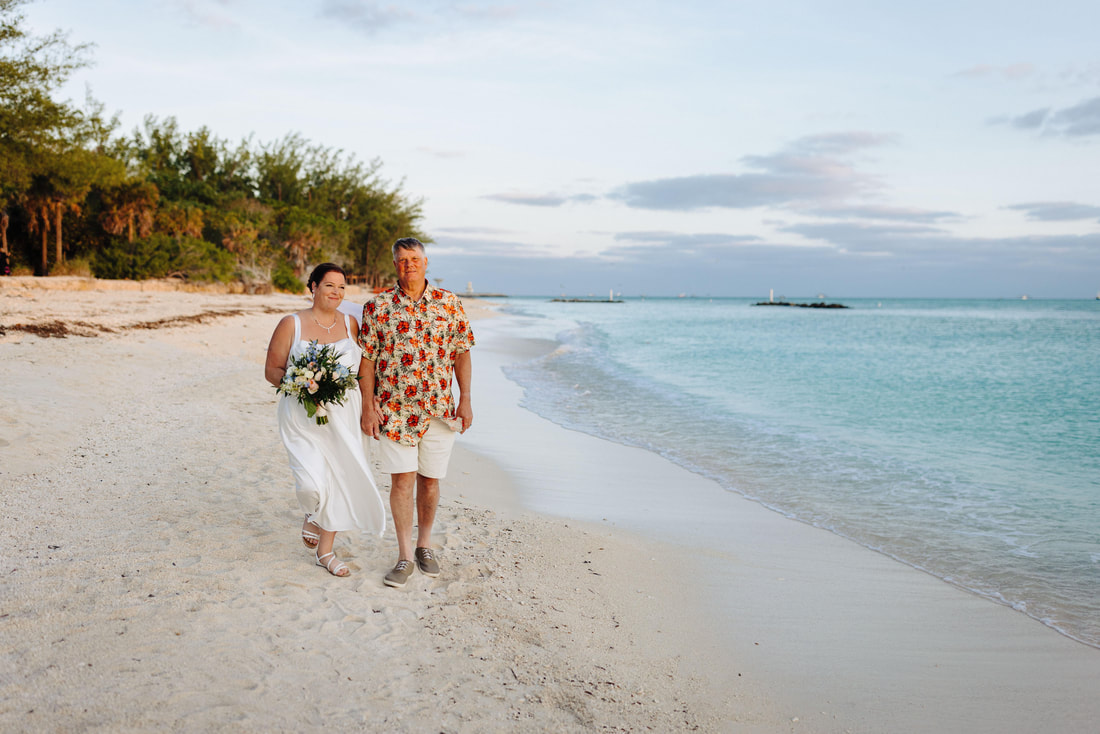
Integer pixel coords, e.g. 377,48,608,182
1021,295,1028,300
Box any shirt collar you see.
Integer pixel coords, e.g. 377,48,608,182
393,282,437,303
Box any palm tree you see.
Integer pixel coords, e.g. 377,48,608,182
100,180,159,243
22,189,52,275
24,146,124,272
284,221,323,277
155,201,203,240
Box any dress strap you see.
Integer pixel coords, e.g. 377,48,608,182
292,313,302,342
342,313,352,338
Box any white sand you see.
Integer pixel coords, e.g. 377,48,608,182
2,278,1098,733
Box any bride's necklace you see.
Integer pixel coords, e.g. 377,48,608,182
313,312,338,334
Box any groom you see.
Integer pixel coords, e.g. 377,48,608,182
358,237,474,588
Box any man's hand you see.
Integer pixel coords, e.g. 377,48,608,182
453,350,473,433
456,395,473,433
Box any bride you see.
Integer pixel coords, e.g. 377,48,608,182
264,263,386,576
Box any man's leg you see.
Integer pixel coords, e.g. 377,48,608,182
412,419,454,577
415,473,440,550
413,473,442,577
380,438,427,588
390,471,417,561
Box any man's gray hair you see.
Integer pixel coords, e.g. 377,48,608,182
392,237,425,259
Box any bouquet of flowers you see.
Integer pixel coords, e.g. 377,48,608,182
276,341,360,425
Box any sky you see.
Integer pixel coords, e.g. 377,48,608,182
22,0,1100,298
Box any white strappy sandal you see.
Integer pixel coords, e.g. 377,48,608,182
301,515,320,549
316,551,349,577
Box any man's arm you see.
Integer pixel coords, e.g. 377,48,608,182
454,350,472,432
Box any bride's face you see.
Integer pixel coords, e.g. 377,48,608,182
312,272,346,308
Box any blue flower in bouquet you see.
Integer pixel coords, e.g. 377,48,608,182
276,341,360,425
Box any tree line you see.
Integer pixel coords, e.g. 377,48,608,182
0,0,426,290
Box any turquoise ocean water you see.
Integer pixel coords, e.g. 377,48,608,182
497,297,1100,647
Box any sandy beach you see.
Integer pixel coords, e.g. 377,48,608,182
2,278,1099,733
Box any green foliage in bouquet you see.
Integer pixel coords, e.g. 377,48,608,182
276,341,360,425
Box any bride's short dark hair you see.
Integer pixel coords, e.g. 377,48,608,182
307,263,346,292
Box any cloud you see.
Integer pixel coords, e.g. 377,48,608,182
1048,96,1100,137
609,172,856,211
425,234,568,259
784,221,1100,265
994,96,1100,137
452,3,520,22
610,132,893,211
1007,202,1100,222
320,0,425,32
1001,108,1050,130
784,222,946,255
319,1,520,34
417,146,466,159
482,192,596,207
783,131,896,155
428,239,848,297
614,231,762,245
434,225,518,236
612,231,763,253
174,0,238,29
426,226,1100,298
1059,64,1100,88
952,63,1035,81
807,205,962,224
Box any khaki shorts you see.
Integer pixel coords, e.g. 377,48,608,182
376,418,457,478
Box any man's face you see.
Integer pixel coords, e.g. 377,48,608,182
394,248,427,285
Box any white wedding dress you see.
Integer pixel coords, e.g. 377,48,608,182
277,313,385,536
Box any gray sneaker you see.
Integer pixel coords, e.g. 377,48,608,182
415,547,440,578
384,559,415,588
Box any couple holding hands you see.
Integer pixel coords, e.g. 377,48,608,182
264,238,474,588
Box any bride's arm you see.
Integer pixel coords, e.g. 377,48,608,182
358,357,383,439
264,316,295,386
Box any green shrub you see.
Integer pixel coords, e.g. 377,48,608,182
172,236,235,282
50,257,94,277
272,261,303,293
4,249,33,276
93,235,172,279
92,234,234,282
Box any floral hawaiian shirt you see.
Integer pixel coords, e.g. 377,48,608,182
359,286,474,446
